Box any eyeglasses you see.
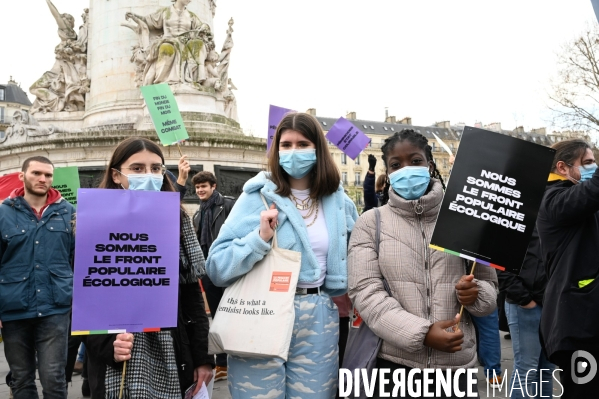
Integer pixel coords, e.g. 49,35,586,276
120,164,167,175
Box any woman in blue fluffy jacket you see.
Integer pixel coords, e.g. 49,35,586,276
206,112,358,398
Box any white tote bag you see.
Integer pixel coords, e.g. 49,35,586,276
208,195,301,360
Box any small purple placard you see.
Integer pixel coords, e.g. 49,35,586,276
72,189,180,333
267,105,295,154
326,117,371,160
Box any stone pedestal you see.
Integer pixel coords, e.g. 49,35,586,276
34,111,86,131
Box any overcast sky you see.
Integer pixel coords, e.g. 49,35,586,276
1,1,596,137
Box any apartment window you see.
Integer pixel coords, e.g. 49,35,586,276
355,172,361,186
342,172,348,185
355,156,360,165
431,142,436,152
341,153,347,165
0,89,4,101
0,107,4,123
0,130,4,140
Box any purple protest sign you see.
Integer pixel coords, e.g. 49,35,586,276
326,117,371,160
267,105,295,154
71,189,180,334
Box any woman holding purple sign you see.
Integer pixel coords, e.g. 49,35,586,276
83,137,214,399
206,112,358,399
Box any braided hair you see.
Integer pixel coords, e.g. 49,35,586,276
380,129,446,205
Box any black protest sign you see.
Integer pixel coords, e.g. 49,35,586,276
430,127,555,274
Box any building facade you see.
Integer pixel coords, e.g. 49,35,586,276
310,110,461,210
0,77,32,140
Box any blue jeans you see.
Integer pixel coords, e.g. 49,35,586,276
505,302,555,399
2,312,70,399
228,293,339,399
471,308,502,376
77,343,85,363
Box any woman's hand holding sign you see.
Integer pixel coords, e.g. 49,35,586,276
114,333,134,362
259,204,278,242
455,274,479,306
424,314,464,353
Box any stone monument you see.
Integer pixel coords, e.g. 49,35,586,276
0,0,265,202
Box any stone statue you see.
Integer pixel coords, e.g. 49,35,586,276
202,50,222,90
218,19,237,120
209,0,217,17
30,0,90,114
223,78,238,121
1,110,74,145
124,0,216,87
218,18,234,90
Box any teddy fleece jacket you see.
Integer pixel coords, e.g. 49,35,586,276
206,172,358,297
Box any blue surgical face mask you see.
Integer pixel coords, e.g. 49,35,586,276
279,149,317,179
389,166,431,200
125,174,164,191
578,163,597,183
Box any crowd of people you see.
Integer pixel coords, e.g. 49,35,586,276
0,112,598,399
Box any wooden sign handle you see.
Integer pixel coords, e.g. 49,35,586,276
456,261,477,331
119,360,127,399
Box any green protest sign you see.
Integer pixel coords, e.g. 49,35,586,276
52,166,80,207
140,83,189,146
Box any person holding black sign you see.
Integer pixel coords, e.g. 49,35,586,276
348,129,498,397
537,139,599,396
83,137,214,399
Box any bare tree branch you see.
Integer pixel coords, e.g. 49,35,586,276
548,26,599,132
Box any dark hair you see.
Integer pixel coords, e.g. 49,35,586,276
380,129,445,205
375,174,387,192
267,113,340,199
22,156,53,172
99,137,174,192
550,139,591,173
192,171,217,187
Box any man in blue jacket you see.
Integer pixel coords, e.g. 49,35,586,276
0,156,75,399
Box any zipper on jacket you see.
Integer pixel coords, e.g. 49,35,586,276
211,206,224,227
415,201,432,368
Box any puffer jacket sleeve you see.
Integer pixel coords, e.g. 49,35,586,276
348,211,432,353
206,192,271,287
463,263,498,317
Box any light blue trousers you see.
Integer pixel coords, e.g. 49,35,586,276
228,292,340,399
